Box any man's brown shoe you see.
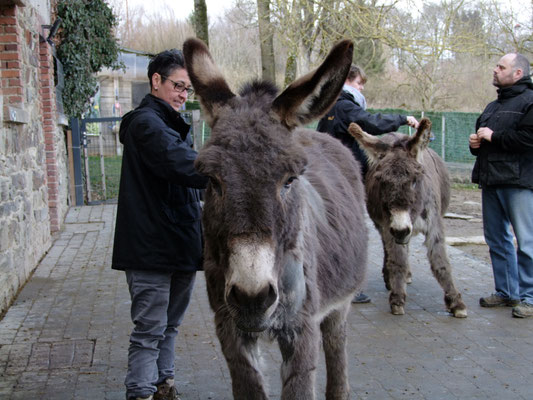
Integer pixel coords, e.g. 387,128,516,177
154,378,180,400
512,302,533,318
479,293,519,307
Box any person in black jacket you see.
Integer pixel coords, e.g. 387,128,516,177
317,64,419,177
112,49,208,400
317,64,419,304
470,53,533,318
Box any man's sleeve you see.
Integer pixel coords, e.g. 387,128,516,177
132,116,208,189
340,101,407,135
469,114,482,156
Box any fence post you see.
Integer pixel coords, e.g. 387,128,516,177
98,131,107,200
191,110,202,149
69,118,84,206
441,115,446,161
80,120,92,203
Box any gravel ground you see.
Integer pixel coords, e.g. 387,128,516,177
444,186,489,265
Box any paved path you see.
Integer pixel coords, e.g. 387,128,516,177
0,204,532,399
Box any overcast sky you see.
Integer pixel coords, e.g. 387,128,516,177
123,0,231,19
122,0,525,23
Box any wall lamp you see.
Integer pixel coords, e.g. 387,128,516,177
41,17,62,46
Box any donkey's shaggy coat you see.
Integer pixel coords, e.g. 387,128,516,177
183,38,368,399
349,120,467,318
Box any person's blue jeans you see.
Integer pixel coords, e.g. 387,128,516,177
125,270,196,399
482,187,533,304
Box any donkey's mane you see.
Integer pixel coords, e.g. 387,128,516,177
238,80,279,108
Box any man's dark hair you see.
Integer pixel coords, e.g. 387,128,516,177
147,49,186,89
347,64,367,84
513,53,531,77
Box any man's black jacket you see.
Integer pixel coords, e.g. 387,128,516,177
471,76,533,189
112,94,208,273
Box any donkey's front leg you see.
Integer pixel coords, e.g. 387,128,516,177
277,319,320,400
384,236,409,315
381,234,391,290
320,304,350,400
215,312,268,400
425,223,467,318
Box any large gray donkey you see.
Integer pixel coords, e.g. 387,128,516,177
183,38,368,399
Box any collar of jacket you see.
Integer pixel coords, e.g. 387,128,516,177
497,75,533,101
339,89,356,103
342,85,367,109
140,94,191,134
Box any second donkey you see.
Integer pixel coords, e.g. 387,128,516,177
348,119,467,318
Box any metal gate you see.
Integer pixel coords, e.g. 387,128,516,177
70,110,206,206
70,116,122,205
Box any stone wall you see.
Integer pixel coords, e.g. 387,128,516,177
0,0,69,315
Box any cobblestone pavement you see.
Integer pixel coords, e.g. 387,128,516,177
0,204,532,400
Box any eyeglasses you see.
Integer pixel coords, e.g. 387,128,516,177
162,76,194,96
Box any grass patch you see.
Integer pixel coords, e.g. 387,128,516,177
87,155,122,201
451,182,479,190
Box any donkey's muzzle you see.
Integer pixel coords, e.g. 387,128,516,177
227,283,277,332
390,227,411,245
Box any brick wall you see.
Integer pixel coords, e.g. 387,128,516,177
1,7,23,106
0,0,69,316
40,35,61,231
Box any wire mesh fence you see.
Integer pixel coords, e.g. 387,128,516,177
81,119,123,204
79,109,480,203
370,108,479,164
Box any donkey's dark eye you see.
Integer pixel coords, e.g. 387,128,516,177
284,176,297,189
210,177,222,196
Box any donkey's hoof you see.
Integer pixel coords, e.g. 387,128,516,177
391,305,405,315
452,308,468,318
406,276,412,284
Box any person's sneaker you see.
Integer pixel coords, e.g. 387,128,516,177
127,395,153,400
154,378,180,400
479,293,519,307
512,302,533,318
352,292,371,304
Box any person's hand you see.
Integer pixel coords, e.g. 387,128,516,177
406,116,419,129
469,133,481,149
476,127,493,142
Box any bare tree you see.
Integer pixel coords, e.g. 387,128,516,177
194,0,209,46
479,0,533,55
257,0,276,82
108,0,532,112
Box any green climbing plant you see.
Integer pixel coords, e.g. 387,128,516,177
56,0,123,118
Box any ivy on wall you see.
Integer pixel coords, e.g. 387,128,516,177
56,0,123,119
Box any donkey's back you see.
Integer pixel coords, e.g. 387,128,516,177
293,128,367,304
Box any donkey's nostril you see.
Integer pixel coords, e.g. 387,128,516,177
258,283,277,310
390,227,411,243
227,284,277,311
227,285,246,308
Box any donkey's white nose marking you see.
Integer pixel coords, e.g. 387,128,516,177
390,210,412,233
227,240,276,297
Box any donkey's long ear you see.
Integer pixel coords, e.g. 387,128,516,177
271,40,353,130
183,38,235,126
407,118,432,162
348,123,390,165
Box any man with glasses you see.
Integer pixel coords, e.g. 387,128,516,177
112,49,208,400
